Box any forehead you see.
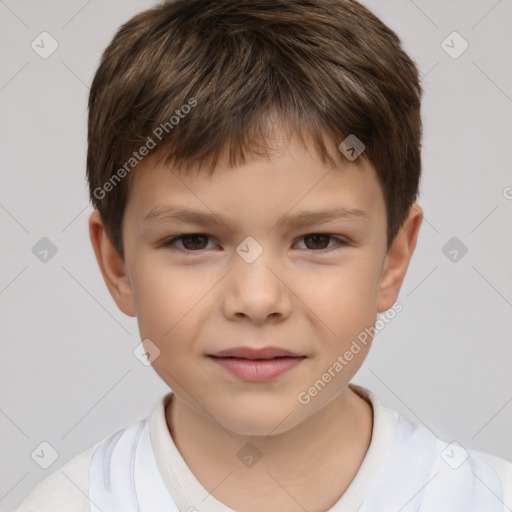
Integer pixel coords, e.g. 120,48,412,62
123,137,385,233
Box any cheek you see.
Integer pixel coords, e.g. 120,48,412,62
305,264,379,380
132,264,210,384
302,257,381,328
130,258,210,341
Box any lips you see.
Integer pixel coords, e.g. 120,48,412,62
208,346,307,381
209,346,305,360
208,347,306,381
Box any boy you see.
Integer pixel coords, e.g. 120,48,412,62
13,0,512,511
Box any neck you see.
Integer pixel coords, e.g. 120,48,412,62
165,386,373,512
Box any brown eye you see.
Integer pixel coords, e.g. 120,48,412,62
296,234,347,251
180,234,209,250
165,234,212,251
304,234,330,249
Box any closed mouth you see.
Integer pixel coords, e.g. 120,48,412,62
208,355,305,360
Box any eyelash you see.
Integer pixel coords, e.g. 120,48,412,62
162,233,350,253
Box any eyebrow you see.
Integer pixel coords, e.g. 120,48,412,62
142,205,369,231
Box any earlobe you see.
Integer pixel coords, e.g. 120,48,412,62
376,204,423,313
88,210,136,317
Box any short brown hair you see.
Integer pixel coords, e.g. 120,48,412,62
87,0,422,261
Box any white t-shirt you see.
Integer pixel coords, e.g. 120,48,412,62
12,384,512,512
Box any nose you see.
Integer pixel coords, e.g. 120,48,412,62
221,248,292,324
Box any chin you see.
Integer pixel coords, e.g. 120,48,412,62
216,402,303,438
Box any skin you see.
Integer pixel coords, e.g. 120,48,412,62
89,133,422,512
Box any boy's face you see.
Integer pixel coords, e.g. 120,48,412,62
90,135,422,436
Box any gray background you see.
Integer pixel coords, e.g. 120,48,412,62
1,0,511,510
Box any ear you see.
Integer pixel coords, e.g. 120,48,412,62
377,204,423,313
88,210,136,317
